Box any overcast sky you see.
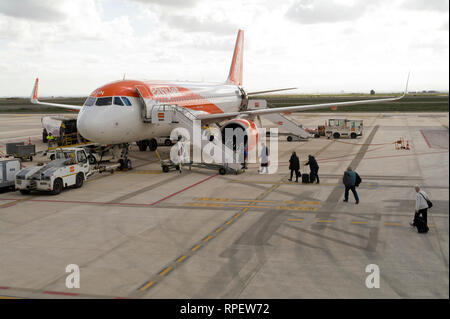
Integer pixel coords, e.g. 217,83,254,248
0,0,448,97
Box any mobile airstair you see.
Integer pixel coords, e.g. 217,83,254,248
248,100,310,141
136,86,241,174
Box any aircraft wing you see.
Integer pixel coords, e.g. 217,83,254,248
198,76,409,123
247,87,298,95
30,78,82,111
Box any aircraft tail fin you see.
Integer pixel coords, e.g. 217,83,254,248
226,29,244,86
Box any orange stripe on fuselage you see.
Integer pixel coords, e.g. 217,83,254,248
89,80,225,114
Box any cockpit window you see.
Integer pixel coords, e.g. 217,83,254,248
95,97,112,106
84,96,96,106
114,96,124,106
121,97,132,106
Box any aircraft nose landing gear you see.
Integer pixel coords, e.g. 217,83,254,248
119,158,132,170
118,143,132,170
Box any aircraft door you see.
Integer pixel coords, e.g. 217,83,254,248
135,85,156,122
151,105,174,124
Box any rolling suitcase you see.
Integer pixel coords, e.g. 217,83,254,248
414,216,429,233
302,173,310,184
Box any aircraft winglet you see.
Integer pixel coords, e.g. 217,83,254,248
404,72,410,96
31,78,39,103
29,77,82,111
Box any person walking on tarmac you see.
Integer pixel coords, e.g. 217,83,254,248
305,154,319,184
410,185,432,232
288,151,300,182
259,143,269,174
343,166,360,204
242,145,248,169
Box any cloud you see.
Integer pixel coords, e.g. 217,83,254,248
130,0,198,8
286,0,374,24
163,14,237,35
0,0,66,22
401,0,449,12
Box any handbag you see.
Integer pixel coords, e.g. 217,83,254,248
420,192,433,208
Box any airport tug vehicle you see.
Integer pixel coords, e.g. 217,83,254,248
15,148,91,195
324,119,363,139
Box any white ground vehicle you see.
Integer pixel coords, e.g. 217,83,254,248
325,119,363,139
0,158,21,192
15,148,90,195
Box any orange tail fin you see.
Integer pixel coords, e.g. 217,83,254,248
226,29,244,86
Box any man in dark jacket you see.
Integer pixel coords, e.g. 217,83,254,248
343,166,359,204
288,151,300,182
305,154,320,183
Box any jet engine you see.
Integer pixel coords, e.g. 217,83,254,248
221,118,259,151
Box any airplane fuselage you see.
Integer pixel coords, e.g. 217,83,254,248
77,80,244,144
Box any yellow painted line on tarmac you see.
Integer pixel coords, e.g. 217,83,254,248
384,222,402,226
176,255,188,263
0,295,23,299
203,235,213,242
317,220,336,223
282,200,321,205
228,204,272,209
140,281,155,291
159,267,172,277
0,196,35,209
276,206,318,211
351,221,368,225
134,173,284,293
185,202,224,207
235,199,277,203
288,218,304,222
196,197,231,202
134,170,162,174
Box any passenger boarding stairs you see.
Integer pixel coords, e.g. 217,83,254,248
248,100,310,140
136,88,240,172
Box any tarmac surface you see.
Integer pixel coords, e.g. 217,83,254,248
0,112,448,299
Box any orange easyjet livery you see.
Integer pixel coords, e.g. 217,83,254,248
30,30,408,168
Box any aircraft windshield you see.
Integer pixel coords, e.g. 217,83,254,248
96,97,112,106
114,97,123,106
84,96,96,106
113,96,132,106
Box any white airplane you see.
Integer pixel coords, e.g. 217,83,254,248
30,29,408,169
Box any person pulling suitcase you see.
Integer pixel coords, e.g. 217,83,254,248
410,185,432,233
305,155,320,184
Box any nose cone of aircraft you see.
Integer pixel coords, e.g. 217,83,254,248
77,104,137,144
77,108,105,143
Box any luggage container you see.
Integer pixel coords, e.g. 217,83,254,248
0,158,21,191
5,142,35,161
